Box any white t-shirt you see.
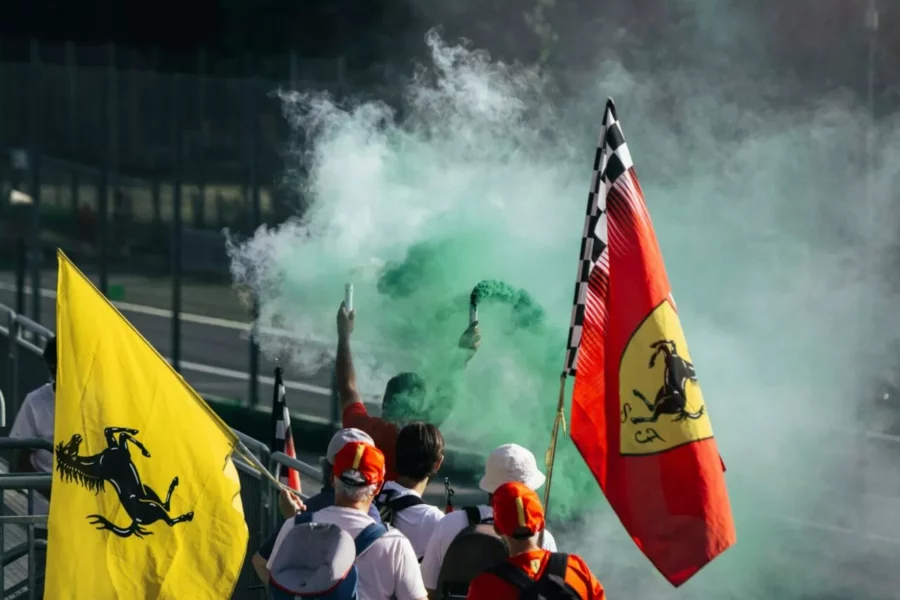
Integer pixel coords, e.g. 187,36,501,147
10,383,55,473
419,505,558,591
378,481,445,559
267,505,427,600
9,383,55,519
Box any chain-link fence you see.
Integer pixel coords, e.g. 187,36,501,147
0,42,348,407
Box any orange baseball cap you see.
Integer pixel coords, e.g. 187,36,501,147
491,481,546,539
332,441,385,487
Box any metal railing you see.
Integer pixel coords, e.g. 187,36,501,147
267,451,324,532
0,439,53,600
232,444,273,600
0,306,54,433
0,303,324,599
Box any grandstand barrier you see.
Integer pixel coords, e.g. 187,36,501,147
0,305,55,438
231,442,274,600
267,451,322,531
0,437,51,600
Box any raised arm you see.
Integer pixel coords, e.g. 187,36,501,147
335,302,363,411
429,324,480,426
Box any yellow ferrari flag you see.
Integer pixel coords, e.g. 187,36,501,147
46,251,248,599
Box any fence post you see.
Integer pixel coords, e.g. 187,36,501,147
289,50,298,89
151,59,162,231
65,41,78,226
171,74,183,373
98,43,116,297
196,47,208,229
0,36,4,176
70,169,79,226
108,42,118,267
7,314,19,417
97,50,109,296
28,39,42,324
151,171,161,228
15,236,26,318
246,54,261,407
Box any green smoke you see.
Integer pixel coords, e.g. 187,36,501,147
227,8,900,598
470,279,546,330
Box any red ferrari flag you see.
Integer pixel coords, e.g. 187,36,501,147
565,99,735,586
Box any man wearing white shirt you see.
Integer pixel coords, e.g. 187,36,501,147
10,336,56,480
419,443,558,596
267,441,427,600
375,422,446,558
8,335,56,600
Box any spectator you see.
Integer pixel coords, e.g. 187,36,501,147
336,303,479,480
266,442,427,600
9,334,56,599
374,422,446,559
420,444,559,597
466,482,606,600
252,428,382,582
11,336,56,478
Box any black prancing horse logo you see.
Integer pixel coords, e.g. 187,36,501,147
55,427,194,539
631,340,706,424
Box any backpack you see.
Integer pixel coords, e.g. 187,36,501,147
436,506,509,600
487,553,582,600
267,511,388,600
374,488,426,527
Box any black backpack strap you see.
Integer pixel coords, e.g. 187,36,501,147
387,495,426,511
463,505,493,526
487,554,577,599
355,523,388,556
376,489,397,524
293,511,314,526
542,553,569,579
378,490,426,526
533,553,581,600
486,562,534,591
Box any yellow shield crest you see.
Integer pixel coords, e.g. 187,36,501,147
619,301,713,455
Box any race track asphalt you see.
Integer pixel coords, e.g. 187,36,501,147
0,278,373,423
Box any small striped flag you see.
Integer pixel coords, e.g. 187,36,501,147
444,477,455,513
272,367,301,491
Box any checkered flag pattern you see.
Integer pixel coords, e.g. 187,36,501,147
271,367,301,491
563,98,634,376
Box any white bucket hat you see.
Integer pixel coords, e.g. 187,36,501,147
325,428,375,464
478,443,546,494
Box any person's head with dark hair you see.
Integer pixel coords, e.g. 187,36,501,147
381,372,427,423
43,336,57,381
395,422,444,485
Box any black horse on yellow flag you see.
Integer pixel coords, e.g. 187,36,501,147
46,251,248,599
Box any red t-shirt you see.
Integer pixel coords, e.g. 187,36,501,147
466,549,605,600
342,402,400,482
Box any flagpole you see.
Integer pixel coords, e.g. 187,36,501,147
235,440,302,498
539,374,568,546
272,365,284,483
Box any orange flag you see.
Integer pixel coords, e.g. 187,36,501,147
564,99,736,586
